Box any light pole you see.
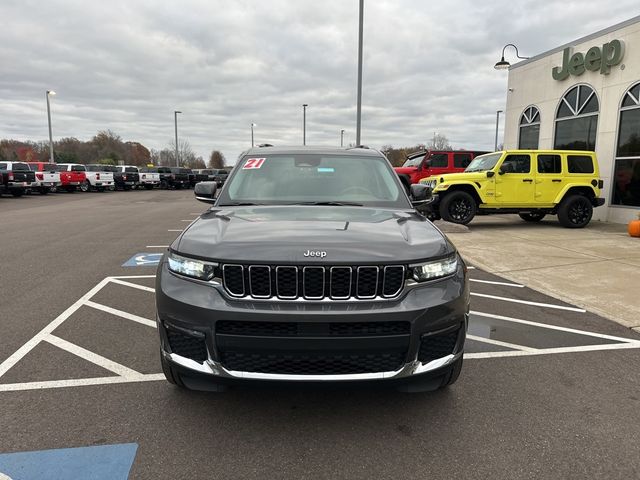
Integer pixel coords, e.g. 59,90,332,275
251,123,256,147
495,110,503,151
340,129,345,147
174,110,181,166
302,104,308,145
46,90,56,163
355,0,364,146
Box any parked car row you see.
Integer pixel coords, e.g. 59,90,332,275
0,162,230,197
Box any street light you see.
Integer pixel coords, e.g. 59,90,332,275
494,44,529,70
495,110,503,151
302,104,308,145
46,90,56,163
174,110,181,166
251,123,257,147
340,129,345,147
355,0,364,146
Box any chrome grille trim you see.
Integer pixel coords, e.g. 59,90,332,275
303,266,325,300
221,264,406,301
275,266,298,299
222,264,245,297
355,266,379,299
382,265,406,298
329,266,352,300
248,265,271,298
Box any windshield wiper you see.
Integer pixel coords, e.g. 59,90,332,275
289,201,364,207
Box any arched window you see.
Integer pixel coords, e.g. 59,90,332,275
518,106,540,149
612,82,640,206
554,84,599,151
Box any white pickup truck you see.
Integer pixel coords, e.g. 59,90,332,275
137,167,161,189
26,162,61,194
83,164,115,192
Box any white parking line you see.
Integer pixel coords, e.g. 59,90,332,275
109,278,156,293
181,219,193,222
146,245,168,248
470,278,524,288
466,342,640,360
471,310,640,344
85,301,156,328
471,292,587,313
0,374,165,392
0,278,111,380
167,229,183,232
466,334,537,352
45,335,142,377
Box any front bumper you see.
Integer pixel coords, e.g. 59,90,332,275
156,258,469,385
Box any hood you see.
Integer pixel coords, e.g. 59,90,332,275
174,206,454,264
394,166,419,175
423,172,489,184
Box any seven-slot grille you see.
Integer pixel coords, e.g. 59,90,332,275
222,264,405,300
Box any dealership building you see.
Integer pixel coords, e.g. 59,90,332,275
503,15,640,223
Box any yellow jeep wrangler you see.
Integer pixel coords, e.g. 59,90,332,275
420,150,605,228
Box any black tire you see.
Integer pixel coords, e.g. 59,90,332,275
439,356,463,388
519,212,546,222
160,351,186,388
50,185,58,193
80,180,90,192
97,187,105,192
39,187,49,195
124,185,132,191
160,179,168,189
145,184,154,190
439,191,476,225
175,184,182,190
11,190,24,197
557,194,593,228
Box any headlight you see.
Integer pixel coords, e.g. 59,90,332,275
411,255,458,282
167,251,217,281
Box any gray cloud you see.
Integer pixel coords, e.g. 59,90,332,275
1,0,638,163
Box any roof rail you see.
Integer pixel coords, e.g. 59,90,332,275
346,145,369,150
257,143,274,147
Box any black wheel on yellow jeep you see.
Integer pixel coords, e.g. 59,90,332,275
557,194,593,228
439,191,476,225
519,212,546,222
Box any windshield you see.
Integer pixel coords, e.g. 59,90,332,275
218,154,409,208
402,154,425,168
465,153,502,172
125,167,138,173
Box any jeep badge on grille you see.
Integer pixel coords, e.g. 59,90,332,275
303,250,327,258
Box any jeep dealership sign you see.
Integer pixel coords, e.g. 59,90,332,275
552,39,625,80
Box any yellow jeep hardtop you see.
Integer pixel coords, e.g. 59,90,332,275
419,150,604,228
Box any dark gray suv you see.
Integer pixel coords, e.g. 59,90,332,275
156,146,469,391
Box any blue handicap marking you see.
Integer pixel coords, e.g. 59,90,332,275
0,443,137,480
122,253,163,267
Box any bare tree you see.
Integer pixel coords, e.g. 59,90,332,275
208,150,226,169
166,139,196,166
427,133,452,150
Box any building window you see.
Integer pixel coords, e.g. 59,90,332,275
554,85,599,151
518,106,540,149
613,83,640,207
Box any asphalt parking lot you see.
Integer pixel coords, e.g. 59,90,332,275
1,190,639,479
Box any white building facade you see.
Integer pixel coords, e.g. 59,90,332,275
503,15,640,223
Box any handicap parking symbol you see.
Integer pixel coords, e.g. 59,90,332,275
0,443,137,480
122,253,163,267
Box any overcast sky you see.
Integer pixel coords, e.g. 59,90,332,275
1,1,638,163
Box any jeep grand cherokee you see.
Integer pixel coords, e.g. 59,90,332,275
156,146,469,392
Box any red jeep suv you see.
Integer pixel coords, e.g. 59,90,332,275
394,150,489,187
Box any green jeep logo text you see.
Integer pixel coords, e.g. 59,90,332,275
552,40,625,81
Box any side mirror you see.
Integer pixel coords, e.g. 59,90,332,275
486,171,495,178
410,183,431,202
194,181,217,204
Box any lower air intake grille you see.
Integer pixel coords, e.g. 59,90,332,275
418,328,460,364
167,329,208,363
220,351,406,375
216,320,410,337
